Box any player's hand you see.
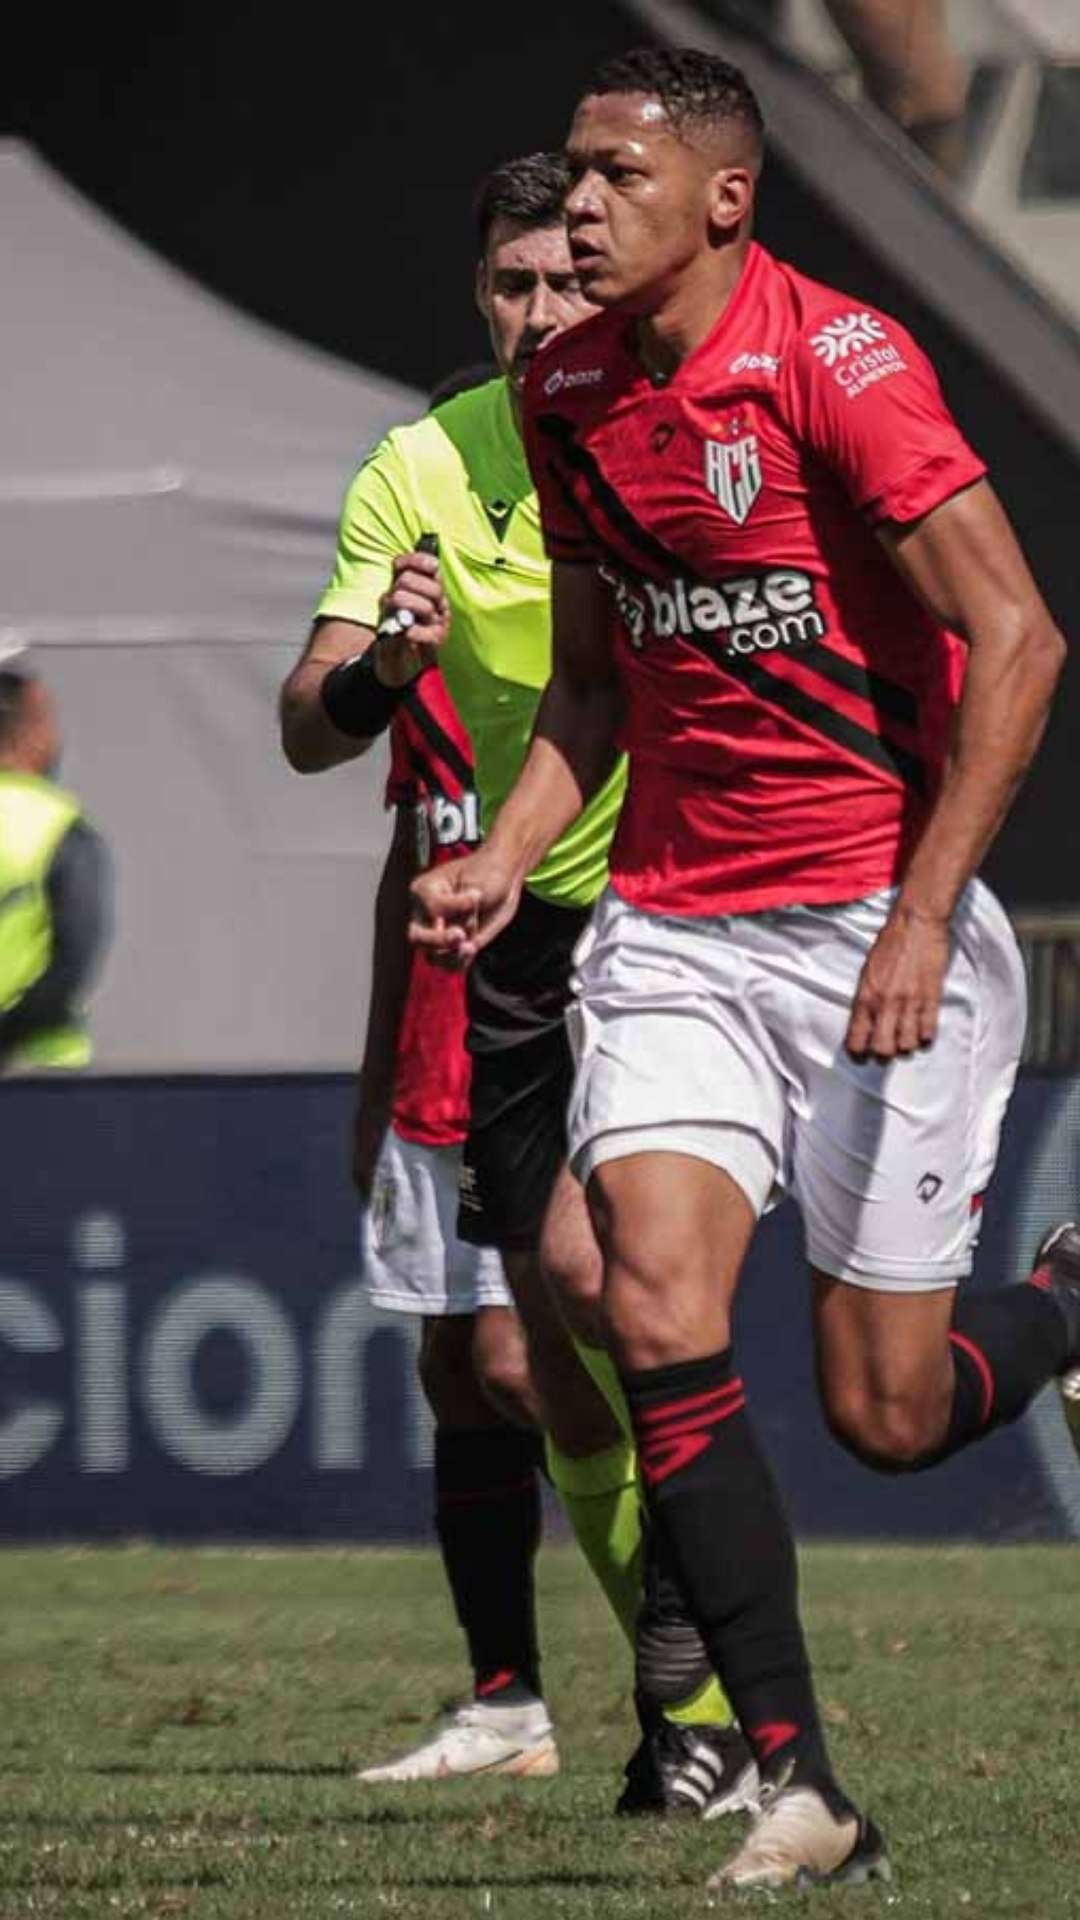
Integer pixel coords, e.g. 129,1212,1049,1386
373,547,450,687
410,850,523,969
845,905,952,1060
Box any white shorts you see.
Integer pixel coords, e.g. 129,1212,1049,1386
360,1130,511,1315
567,882,1027,1293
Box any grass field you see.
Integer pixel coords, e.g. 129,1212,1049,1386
2,1541,1078,1918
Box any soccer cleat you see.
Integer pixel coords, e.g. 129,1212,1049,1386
355,1694,558,1783
706,1781,891,1893
616,1720,759,1819
1033,1221,1080,1456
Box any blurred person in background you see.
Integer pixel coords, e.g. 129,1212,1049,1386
821,0,968,176
723,1,968,176
0,666,111,1074
281,154,757,1815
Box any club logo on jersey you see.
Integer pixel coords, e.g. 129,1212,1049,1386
917,1172,943,1205
650,421,676,454
601,564,825,661
704,435,762,525
414,790,482,867
809,311,887,367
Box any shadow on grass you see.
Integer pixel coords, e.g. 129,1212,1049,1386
370,1871,637,1891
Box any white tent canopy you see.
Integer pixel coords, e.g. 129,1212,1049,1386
1,141,423,1070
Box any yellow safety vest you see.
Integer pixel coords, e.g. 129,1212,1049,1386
0,771,92,1068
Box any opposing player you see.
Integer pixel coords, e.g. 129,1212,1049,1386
410,48,1070,1891
280,152,754,1814
351,663,558,1781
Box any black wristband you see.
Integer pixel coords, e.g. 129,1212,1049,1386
320,647,413,740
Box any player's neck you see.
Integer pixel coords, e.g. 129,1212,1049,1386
634,243,750,386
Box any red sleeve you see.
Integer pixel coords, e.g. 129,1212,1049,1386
784,306,986,526
384,711,416,809
521,369,598,565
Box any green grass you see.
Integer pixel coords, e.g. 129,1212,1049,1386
1,1541,1078,1917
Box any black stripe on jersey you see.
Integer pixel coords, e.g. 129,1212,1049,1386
536,413,924,786
403,681,474,792
544,458,596,559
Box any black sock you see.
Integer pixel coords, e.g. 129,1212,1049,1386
934,1278,1069,1461
434,1425,543,1698
623,1349,840,1800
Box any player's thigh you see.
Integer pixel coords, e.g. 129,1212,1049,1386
780,880,1026,1293
587,1151,757,1367
361,1131,510,1318
458,888,589,1256
568,887,782,1362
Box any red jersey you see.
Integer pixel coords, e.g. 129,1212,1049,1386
523,242,985,916
385,671,480,1147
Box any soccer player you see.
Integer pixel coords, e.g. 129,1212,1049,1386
409,48,1072,1892
280,151,755,1816
350,663,558,1781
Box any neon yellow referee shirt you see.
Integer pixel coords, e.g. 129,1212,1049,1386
317,376,624,909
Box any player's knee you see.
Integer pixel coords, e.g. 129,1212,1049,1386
824,1382,948,1473
472,1333,535,1429
416,1321,474,1421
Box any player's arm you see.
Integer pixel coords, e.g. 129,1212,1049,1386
353,804,416,1195
847,479,1064,1057
410,563,621,961
486,562,622,879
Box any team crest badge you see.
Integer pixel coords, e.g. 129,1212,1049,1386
704,434,762,525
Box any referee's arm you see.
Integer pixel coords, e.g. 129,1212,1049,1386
279,616,377,773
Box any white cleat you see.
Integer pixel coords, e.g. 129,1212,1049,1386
707,1782,891,1894
356,1695,559,1783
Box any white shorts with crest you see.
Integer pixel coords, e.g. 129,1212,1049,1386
566,882,1026,1293
360,1129,511,1315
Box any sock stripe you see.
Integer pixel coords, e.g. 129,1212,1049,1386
637,1392,747,1485
949,1329,995,1426
640,1402,745,1447
635,1381,745,1428
475,1667,520,1697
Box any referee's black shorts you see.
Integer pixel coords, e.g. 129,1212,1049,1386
457,886,592,1253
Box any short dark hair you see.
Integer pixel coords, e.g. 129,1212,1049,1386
584,46,764,156
473,151,570,251
429,362,498,408
0,669,31,751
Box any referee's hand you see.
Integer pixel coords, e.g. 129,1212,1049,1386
410,850,522,969
373,547,451,686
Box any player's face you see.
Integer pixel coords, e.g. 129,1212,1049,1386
564,92,737,311
475,218,595,395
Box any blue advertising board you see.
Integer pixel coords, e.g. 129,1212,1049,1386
2,1073,1079,1541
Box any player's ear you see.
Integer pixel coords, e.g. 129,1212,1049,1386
474,258,490,322
707,165,754,238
